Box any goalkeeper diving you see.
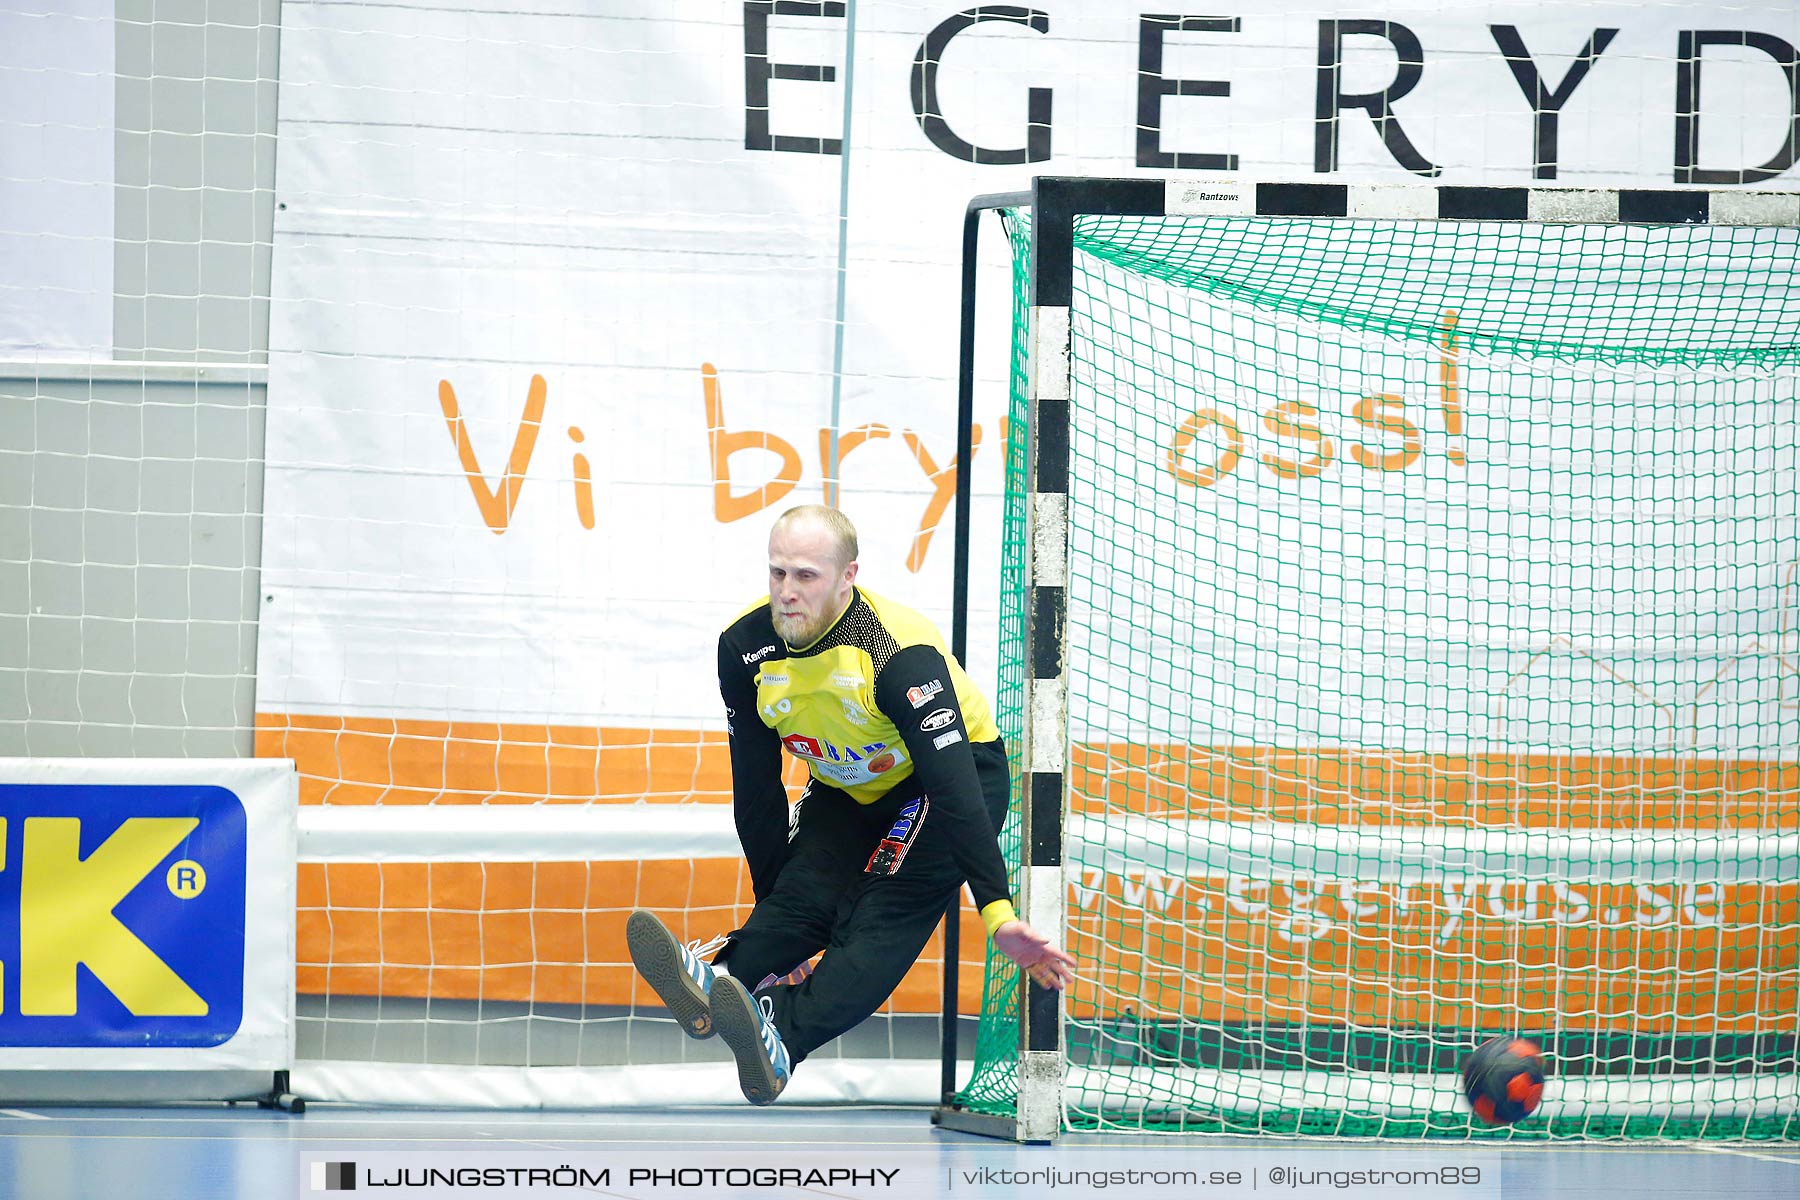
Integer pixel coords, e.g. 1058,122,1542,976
627,504,1075,1104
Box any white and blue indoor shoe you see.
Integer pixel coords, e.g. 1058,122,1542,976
711,975,792,1105
625,909,725,1039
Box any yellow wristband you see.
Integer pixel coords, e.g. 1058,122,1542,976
980,899,1019,938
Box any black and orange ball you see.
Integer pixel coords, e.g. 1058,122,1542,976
1462,1036,1546,1126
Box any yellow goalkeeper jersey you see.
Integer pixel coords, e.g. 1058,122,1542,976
717,586,1010,910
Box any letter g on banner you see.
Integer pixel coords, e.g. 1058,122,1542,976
912,8,1052,164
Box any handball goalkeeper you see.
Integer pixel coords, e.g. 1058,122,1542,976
628,504,1074,1104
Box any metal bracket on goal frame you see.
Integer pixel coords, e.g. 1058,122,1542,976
929,175,1800,1145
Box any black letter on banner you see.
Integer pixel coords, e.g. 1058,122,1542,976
1675,30,1800,185
1315,20,1440,176
911,7,1051,164
1490,25,1619,180
1137,15,1240,170
745,1,846,154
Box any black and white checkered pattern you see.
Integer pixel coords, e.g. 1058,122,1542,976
1026,176,1799,308
1165,179,1800,226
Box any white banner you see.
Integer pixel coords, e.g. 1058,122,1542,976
259,0,1800,738
0,758,297,1071
0,0,114,357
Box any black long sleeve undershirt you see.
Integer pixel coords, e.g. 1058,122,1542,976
717,632,790,903
871,644,1011,911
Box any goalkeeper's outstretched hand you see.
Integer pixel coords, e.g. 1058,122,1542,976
993,920,1077,990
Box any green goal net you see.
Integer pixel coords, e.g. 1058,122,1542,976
961,196,1800,1140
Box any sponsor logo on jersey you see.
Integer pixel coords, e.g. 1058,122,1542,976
742,644,780,665
830,671,862,690
865,797,927,876
759,672,788,686
932,730,964,750
781,733,824,759
906,679,943,708
840,698,870,726
919,708,956,732
887,797,925,840
778,734,907,785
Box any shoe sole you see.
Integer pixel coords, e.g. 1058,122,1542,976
625,910,713,1038
712,975,785,1106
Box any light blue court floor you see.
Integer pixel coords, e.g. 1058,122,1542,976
0,1106,1796,1199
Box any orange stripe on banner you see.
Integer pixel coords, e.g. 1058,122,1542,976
256,712,808,805
296,860,994,1012
268,714,971,1010
1061,878,1800,1034
1070,745,1800,829
265,715,1797,1016
259,717,1798,827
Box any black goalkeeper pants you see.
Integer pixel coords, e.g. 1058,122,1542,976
717,736,1009,1065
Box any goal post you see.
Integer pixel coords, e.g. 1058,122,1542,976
937,177,1800,1142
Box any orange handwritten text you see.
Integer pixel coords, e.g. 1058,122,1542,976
704,363,801,522
702,363,984,572
1168,310,1464,490
438,375,547,533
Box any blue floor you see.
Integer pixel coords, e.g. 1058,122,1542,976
0,1106,1794,1199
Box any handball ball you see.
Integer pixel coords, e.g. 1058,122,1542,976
1462,1036,1546,1126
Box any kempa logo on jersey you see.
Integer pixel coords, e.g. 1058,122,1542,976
742,644,781,665
0,784,247,1048
919,708,955,732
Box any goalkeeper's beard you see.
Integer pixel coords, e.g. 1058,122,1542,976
772,609,827,647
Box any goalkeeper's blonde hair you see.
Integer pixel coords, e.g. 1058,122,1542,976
773,504,859,569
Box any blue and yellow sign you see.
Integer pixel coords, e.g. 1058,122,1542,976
0,785,246,1047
